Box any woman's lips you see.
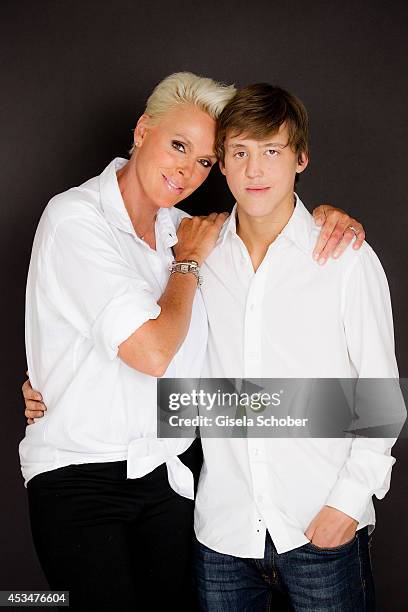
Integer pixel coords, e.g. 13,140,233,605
162,174,184,194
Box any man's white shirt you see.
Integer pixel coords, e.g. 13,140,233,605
20,158,207,500
194,195,399,556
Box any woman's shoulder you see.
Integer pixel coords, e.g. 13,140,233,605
45,180,103,228
33,180,109,254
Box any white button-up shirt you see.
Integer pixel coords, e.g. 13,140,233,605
194,196,399,555
20,158,207,500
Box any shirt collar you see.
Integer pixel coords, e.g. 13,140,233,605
217,203,238,246
279,194,315,254
217,193,314,254
99,157,178,249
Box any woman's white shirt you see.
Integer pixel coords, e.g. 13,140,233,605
20,158,207,499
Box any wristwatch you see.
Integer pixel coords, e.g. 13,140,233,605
169,260,202,286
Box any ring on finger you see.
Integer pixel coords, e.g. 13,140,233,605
348,225,360,237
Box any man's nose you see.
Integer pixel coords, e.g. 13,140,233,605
245,155,263,178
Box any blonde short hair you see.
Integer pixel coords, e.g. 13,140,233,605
129,72,236,154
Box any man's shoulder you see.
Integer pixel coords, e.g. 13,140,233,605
307,218,380,273
169,206,192,223
339,240,388,283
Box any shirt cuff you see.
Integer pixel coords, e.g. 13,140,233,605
91,286,161,360
325,477,373,523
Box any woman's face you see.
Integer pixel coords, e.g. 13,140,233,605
133,104,218,208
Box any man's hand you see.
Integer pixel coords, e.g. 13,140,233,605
305,505,358,548
174,213,229,265
312,205,365,265
22,376,46,425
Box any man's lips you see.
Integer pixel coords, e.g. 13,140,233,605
245,186,270,194
162,174,184,194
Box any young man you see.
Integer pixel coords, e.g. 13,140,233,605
194,84,398,611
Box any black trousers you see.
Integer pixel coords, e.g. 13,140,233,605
27,439,203,611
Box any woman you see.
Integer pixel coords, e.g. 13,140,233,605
21,72,364,611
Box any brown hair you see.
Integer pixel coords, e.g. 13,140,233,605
215,83,309,164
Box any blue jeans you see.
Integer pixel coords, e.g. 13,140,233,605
195,528,375,611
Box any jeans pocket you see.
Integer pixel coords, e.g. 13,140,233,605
306,533,357,553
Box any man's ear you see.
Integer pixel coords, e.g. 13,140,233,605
218,160,226,176
133,114,151,147
296,150,309,174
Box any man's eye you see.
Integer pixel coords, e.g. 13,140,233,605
234,151,246,159
199,159,212,169
172,141,185,153
266,149,278,157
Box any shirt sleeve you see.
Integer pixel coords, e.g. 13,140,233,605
325,243,404,522
44,211,161,361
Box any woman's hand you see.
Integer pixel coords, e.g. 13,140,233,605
174,212,229,265
312,205,365,265
22,375,46,424
119,213,229,377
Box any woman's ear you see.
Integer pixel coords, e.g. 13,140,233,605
133,114,151,148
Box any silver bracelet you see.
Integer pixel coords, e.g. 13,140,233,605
169,260,202,286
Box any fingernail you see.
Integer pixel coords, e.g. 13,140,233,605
333,250,340,259
313,252,319,261
36,394,42,401
318,257,326,265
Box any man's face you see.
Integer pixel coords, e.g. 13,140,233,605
220,123,308,219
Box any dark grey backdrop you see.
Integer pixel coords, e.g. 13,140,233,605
1,0,407,608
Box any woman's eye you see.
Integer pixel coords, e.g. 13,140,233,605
172,141,185,153
199,159,212,169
